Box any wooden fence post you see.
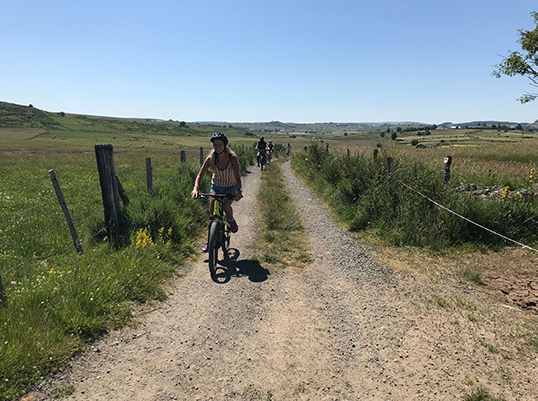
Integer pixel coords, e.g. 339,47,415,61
387,157,394,181
444,156,452,184
95,144,125,245
373,149,378,159
116,176,130,205
347,148,350,158
181,150,186,163
200,147,204,166
146,157,153,194
49,169,84,254
0,275,7,309
326,143,329,153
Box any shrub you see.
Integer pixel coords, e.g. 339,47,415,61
292,144,538,250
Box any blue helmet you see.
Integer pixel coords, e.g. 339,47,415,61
210,132,228,146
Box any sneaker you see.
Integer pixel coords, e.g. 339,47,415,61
202,241,208,252
230,219,238,233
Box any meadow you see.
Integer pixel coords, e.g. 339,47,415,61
292,140,538,250
0,137,256,399
1,102,537,399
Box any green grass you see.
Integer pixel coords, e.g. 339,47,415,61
464,386,506,401
0,152,211,399
291,143,538,251
461,269,485,286
255,161,312,266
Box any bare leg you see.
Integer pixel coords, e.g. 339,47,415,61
223,190,236,220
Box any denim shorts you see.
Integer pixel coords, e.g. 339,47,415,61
210,184,238,194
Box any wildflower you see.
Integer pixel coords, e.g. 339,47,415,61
502,186,510,202
10,281,16,285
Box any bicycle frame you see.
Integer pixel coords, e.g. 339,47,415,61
211,196,232,248
198,193,235,275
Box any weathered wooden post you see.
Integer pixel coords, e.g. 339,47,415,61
181,150,186,163
304,146,308,153
326,143,329,153
200,147,204,166
387,157,394,181
0,275,7,309
116,176,129,205
347,148,350,158
146,157,153,194
95,144,125,245
373,149,378,159
49,169,84,254
444,156,452,184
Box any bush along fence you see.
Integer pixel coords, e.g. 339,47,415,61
0,143,258,309
0,146,212,309
292,144,538,251
0,143,261,399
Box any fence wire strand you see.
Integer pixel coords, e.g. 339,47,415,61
397,178,538,253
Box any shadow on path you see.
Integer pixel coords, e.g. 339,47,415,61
208,248,270,284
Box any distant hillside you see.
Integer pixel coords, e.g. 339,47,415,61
0,101,61,128
438,120,532,129
0,101,203,136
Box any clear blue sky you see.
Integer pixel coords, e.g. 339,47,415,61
1,0,537,124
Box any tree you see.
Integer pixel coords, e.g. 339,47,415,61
179,121,186,127
391,132,398,140
411,139,419,146
380,132,386,138
396,126,402,133
492,11,538,103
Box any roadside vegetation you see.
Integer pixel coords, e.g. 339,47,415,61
292,143,538,251
0,150,215,399
254,160,311,267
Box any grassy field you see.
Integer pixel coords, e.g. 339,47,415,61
292,141,538,250
1,101,537,399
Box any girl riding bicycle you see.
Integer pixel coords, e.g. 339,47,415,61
191,133,243,251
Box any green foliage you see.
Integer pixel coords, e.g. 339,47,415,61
292,144,538,250
256,162,311,265
464,387,506,401
231,145,257,174
492,11,538,103
461,269,485,286
0,156,210,399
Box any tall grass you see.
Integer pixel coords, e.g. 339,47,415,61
255,162,311,266
0,152,211,400
292,144,538,250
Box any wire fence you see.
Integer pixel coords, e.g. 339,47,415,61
0,146,205,298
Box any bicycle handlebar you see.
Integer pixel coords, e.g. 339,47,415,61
198,193,236,200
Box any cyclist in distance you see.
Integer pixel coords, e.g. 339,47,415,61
256,136,267,166
191,133,243,251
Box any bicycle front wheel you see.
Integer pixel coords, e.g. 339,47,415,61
208,221,219,276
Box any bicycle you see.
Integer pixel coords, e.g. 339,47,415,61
258,150,267,171
198,193,235,276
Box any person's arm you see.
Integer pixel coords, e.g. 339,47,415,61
230,155,243,201
191,157,211,198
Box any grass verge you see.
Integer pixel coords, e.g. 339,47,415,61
0,162,210,400
254,161,312,267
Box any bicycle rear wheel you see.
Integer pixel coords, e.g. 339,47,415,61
222,225,231,259
208,221,219,276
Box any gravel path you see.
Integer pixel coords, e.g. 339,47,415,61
25,162,538,401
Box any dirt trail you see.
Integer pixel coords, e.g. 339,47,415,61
28,162,538,401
